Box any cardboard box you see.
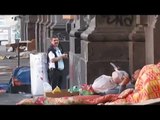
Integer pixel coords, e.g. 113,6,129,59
44,89,79,98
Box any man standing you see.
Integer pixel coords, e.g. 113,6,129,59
47,35,68,89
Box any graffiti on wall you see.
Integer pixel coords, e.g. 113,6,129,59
102,15,134,27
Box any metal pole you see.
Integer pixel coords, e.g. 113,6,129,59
16,39,20,67
17,40,20,67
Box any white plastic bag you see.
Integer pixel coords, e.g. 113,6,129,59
43,82,52,92
92,75,117,93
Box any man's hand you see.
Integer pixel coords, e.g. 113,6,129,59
62,53,68,59
119,76,130,86
51,53,68,63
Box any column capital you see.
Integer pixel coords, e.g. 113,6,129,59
81,15,146,42
28,15,38,23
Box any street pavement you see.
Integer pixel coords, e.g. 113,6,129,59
0,47,31,105
0,51,30,83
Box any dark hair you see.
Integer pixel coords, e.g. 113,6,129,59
50,35,59,40
50,35,59,41
52,34,59,38
128,72,132,80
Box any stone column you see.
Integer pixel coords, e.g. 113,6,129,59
24,15,29,41
128,15,160,73
28,15,37,40
50,15,56,37
142,15,159,64
38,15,43,52
35,15,40,52
128,15,146,73
8,27,11,44
46,15,53,48
20,16,25,41
144,15,155,64
76,15,145,85
154,15,160,63
69,15,94,87
141,15,160,64
66,19,74,40
46,15,52,38
41,15,49,52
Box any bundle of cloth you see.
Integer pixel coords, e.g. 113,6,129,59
17,62,160,105
91,62,130,95
104,62,160,105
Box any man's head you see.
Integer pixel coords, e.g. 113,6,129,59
132,69,141,82
50,35,59,47
112,70,129,84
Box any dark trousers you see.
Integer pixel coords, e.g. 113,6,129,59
105,83,135,95
119,82,135,93
101,83,135,95
48,68,63,89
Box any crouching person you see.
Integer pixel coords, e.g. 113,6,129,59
92,70,130,95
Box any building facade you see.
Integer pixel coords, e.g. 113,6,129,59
21,15,160,88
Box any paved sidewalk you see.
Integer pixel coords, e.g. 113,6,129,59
0,51,30,83
0,93,32,105
0,46,32,105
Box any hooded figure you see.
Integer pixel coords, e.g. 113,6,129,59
112,70,129,84
92,63,129,94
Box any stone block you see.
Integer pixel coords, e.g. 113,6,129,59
81,40,129,61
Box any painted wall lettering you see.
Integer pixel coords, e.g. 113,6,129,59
102,15,134,26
